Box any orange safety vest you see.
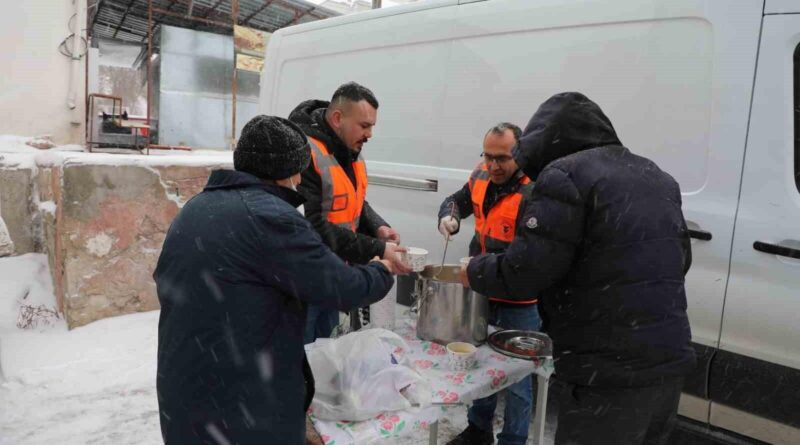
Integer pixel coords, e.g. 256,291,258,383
468,163,537,305
308,137,368,233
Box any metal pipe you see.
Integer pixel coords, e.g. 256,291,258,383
152,7,232,28
113,0,137,39
68,0,82,121
89,93,123,100
85,0,91,146
242,0,275,25
270,0,326,22
231,0,239,148
147,0,152,137
202,0,226,18
146,144,192,151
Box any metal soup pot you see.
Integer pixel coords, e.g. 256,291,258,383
414,264,489,346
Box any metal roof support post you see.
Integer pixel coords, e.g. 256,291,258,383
151,7,232,28
85,0,92,147
231,0,239,149
147,0,152,141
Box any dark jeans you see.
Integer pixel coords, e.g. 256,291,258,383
304,305,339,345
468,303,542,445
554,378,684,445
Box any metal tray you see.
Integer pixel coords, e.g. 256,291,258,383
487,329,553,360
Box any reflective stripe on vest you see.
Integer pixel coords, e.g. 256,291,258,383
468,162,537,305
308,137,367,233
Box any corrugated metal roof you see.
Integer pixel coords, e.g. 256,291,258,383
89,0,339,44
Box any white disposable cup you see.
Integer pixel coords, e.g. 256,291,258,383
399,247,428,272
446,342,478,371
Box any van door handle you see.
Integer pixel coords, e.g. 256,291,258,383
753,241,800,259
367,174,438,192
688,229,712,241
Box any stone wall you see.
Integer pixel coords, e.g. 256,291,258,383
58,163,226,328
0,150,231,328
0,167,36,254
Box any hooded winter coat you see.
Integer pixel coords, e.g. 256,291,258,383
154,170,393,445
468,92,696,387
289,100,389,264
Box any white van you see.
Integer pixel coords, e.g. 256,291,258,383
259,1,800,443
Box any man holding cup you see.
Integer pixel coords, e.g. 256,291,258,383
438,123,540,445
154,115,396,444
289,82,411,342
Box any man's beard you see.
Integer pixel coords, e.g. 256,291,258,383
350,139,367,154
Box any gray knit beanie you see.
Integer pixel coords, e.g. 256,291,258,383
234,115,311,180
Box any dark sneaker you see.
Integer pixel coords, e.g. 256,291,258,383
446,423,494,445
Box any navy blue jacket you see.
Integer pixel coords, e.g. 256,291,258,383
154,170,393,444
468,93,695,387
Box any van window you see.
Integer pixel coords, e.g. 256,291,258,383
794,43,800,194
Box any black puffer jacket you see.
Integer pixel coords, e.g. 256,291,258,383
468,92,695,387
154,170,393,444
289,100,389,264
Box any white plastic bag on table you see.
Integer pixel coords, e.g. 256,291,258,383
308,328,431,421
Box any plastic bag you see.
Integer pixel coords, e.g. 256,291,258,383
308,328,431,421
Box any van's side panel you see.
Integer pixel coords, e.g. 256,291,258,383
444,0,718,181
444,0,763,400
765,0,800,14
710,13,800,439
258,2,468,260
258,1,799,439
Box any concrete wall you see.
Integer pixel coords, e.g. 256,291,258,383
0,0,87,144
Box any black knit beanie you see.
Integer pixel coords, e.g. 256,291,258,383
234,115,311,180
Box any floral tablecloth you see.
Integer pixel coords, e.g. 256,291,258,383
309,317,554,445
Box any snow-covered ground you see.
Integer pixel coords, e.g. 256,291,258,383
0,254,161,445
0,254,554,444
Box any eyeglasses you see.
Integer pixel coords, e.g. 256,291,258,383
480,153,513,164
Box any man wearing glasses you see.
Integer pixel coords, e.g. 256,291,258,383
438,123,541,445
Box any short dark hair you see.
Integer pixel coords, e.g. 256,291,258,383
330,81,379,110
486,122,522,142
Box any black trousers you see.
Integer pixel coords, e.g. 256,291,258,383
555,378,684,445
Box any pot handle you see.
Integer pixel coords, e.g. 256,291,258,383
410,279,431,318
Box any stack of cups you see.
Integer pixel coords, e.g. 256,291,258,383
371,246,430,330
370,293,396,331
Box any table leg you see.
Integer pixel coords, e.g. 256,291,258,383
428,419,439,445
532,374,549,445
